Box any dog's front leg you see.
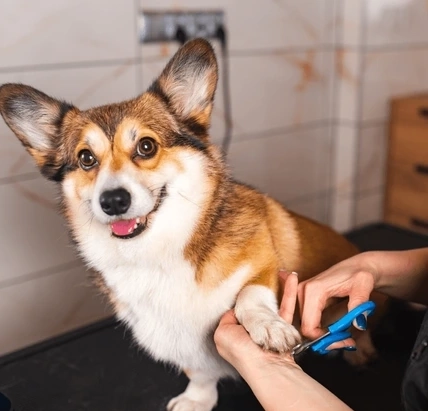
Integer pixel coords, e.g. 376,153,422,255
167,370,218,411
235,284,301,353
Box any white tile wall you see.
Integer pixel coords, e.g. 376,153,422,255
0,0,338,355
139,0,335,57
0,0,137,68
330,0,428,231
227,126,332,205
335,50,361,122
0,178,77,282
0,0,140,353
330,125,358,232
331,194,354,232
2,0,426,354
355,190,384,228
357,124,387,193
362,49,428,123
332,125,358,197
340,0,364,47
228,52,333,139
140,51,334,143
287,193,330,225
0,264,110,356
366,0,428,47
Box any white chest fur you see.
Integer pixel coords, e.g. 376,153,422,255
82,212,250,378
66,153,250,379
102,258,249,378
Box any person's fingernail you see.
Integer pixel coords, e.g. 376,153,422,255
291,271,298,276
337,346,357,352
354,314,367,330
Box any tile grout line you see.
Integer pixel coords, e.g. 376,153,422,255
333,118,386,128
2,42,428,74
286,188,333,207
327,185,384,202
319,0,331,225
0,57,143,74
351,0,369,227
133,0,144,95
231,119,330,142
360,41,428,53
327,0,344,226
357,185,385,198
0,260,85,290
0,172,40,187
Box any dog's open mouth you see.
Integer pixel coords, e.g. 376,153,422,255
110,185,167,240
111,217,146,239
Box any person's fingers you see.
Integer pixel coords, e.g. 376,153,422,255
347,271,375,311
214,310,241,353
297,278,305,327
326,337,356,351
346,271,375,330
217,309,238,328
279,271,298,324
298,280,328,339
298,279,343,339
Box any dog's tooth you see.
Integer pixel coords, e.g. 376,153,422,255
136,217,141,224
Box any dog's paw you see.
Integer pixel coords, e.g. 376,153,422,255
167,394,215,411
242,310,302,353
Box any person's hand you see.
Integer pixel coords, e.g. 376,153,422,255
215,272,354,411
214,271,301,372
297,252,378,344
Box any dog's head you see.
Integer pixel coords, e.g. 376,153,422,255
0,39,222,244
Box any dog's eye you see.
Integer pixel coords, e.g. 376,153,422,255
137,137,158,159
78,149,97,170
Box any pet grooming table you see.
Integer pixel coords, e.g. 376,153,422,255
1,223,427,411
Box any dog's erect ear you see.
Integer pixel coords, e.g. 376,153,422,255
0,83,76,181
148,38,218,134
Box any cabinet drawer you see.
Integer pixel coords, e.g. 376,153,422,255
387,185,428,218
385,161,428,226
390,124,428,165
391,95,428,125
387,161,428,193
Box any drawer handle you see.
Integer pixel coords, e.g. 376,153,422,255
411,218,428,230
419,107,428,118
415,164,428,175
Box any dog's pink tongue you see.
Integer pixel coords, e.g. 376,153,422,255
111,219,137,236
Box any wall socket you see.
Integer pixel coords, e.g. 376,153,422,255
139,10,225,43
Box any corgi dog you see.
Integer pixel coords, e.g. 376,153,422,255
0,39,387,411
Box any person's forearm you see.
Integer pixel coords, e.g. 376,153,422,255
367,248,428,304
236,355,352,411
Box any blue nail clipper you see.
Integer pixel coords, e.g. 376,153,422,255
292,301,376,357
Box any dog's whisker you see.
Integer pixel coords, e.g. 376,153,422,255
177,191,202,208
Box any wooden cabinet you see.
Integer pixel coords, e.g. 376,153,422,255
384,95,428,233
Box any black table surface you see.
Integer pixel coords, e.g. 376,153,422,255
1,223,428,411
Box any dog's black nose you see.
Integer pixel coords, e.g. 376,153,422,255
99,188,131,216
